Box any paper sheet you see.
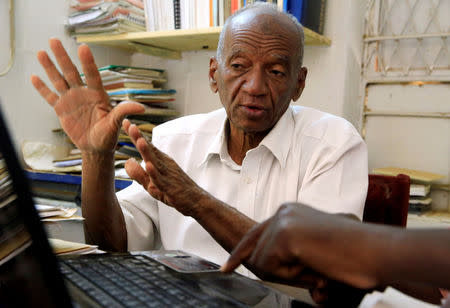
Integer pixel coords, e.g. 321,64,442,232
358,287,440,308
22,141,75,172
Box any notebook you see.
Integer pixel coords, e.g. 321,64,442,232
0,102,313,308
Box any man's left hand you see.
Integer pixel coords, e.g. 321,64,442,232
122,119,207,216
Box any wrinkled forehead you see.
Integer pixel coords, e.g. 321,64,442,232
223,11,301,59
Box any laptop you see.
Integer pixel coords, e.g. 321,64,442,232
0,104,314,308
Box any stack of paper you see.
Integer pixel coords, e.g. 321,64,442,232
67,0,146,36
35,203,82,222
48,238,100,255
373,167,445,214
94,65,179,160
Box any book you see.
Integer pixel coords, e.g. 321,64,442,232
372,167,445,183
174,0,181,29
100,73,167,86
48,238,99,255
98,65,164,78
301,0,326,34
409,183,431,197
103,80,158,90
409,196,432,205
286,0,305,24
107,88,176,96
68,1,145,26
25,171,133,194
71,19,145,35
108,89,176,103
71,0,144,11
35,204,78,219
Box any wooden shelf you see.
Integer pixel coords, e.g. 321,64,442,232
76,26,331,59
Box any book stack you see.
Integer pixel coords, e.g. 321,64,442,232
373,167,445,214
409,183,432,213
48,238,100,255
92,65,179,153
67,0,146,37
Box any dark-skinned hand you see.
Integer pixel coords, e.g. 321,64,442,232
31,38,144,154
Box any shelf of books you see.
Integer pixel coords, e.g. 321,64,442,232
69,0,331,59
76,26,331,59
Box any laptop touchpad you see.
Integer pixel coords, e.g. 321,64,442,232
201,276,269,305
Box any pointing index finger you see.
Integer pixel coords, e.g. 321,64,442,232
221,219,271,273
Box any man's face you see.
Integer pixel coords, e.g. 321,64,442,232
209,13,307,135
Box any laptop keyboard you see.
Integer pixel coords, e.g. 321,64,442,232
59,254,231,308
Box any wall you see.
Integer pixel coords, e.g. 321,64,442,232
0,0,132,151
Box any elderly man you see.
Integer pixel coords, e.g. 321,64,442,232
31,3,367,278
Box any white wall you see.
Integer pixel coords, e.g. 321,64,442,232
0,0,132,152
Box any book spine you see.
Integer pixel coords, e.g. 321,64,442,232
174,0,181,29
302,0,326,34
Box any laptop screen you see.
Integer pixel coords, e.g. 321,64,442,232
0,105,73,307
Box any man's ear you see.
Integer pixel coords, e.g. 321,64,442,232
209,57,219,93
292,67,307,102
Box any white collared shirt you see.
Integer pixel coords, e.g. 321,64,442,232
117,106,368,276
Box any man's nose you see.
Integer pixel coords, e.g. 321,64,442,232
242,67,268,96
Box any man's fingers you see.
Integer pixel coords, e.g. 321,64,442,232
221,219,271,273
78,44,104,90
36,50,69,95
124,123,161,167
49,38,83,88
124,158,150,188
31,75,59,107
111,102,145,128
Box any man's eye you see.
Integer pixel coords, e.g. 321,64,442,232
271,70,285,77
231,63,243,69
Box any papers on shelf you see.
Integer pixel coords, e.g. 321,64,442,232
35,203,82,221
36,204,78,218
410,183,431,196
22,141,73,172
48,238,101,255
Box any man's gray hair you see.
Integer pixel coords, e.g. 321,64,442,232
216,2,305,68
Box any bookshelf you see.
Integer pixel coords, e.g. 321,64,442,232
76,26,331,59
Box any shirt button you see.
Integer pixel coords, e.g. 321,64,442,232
246,177,252,184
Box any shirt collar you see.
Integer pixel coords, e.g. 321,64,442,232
198,112,232,167
259,107,294,169
199,107,294,169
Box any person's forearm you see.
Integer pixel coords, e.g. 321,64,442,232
81,151,127,252
300,217,450,291
189,192,256,253
373,228,450,290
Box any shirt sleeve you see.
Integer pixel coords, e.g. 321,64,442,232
117,180,161,251
297,132,368,220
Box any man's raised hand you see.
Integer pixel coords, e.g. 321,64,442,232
31,38,144,154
